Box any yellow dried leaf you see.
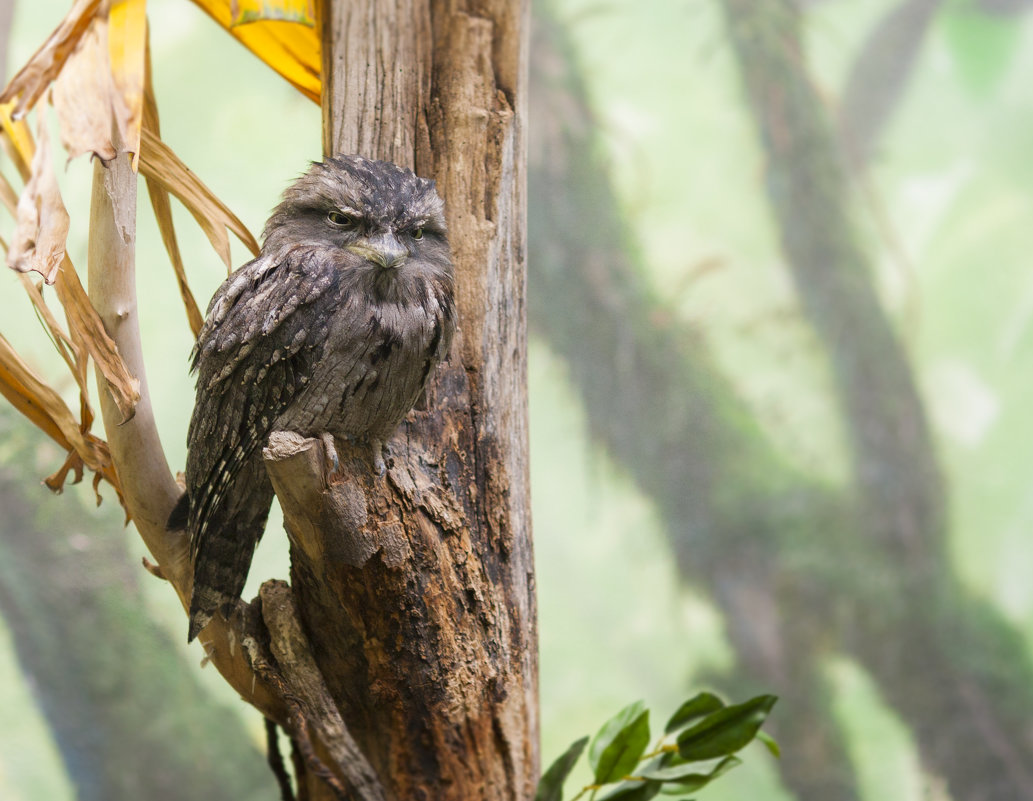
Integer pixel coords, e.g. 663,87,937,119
7,111,70,285
139,124,260,269
0,332,119,499
141,37,202,336
108,0,147,169
0,0,103,117
230,0,315,26
53,257,141,424
189,0,320,103
0,332,75,449
0,102,35,181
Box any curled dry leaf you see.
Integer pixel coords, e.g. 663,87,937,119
139,123,260,269
189,0,320,102
141,42,203,335
0,0,102,117
7,110,70,284
2,0,146,167
0,332,120,499
51,19,118,163
0,107,140,423
54,257,142,424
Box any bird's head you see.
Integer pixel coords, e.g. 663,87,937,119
261,155,451,290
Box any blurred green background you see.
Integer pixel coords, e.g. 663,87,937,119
2,0,1033,799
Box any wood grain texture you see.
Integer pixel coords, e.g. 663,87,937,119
267,1,537,798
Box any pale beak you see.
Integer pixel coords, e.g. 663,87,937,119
346,233,408,269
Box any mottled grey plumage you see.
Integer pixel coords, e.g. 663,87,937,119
171,156,455,641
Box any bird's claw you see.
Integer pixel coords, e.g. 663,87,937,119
371,439,386,477
320,432,340,475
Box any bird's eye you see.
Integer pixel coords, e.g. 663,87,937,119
412,227,424,240
327,211,355,227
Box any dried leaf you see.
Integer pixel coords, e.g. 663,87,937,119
107,0,147,169
139,123,260,268
4,0,144,167
18,272,82,381
0,332,75,448
141,36,203,335
53,257,141,423
44,449,86,492
189,0,320,103
0,0,103,117
50,19,119,163
1,170,107,442
0,332,118,499
7,110,70,284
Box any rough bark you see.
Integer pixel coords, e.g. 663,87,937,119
0,423,275,801
249,2,537,800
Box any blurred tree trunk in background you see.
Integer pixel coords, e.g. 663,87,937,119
721,3,1033,799
528,2,1033,800
0,418,275,801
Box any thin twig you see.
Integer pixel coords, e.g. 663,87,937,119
266,716,297,801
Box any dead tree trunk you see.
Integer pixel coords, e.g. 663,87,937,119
257,2,537,799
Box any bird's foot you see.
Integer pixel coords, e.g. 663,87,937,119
371,439,386,477
320,432,341,476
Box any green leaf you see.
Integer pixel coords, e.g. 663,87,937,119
597,778,662,801
756,730,781,759
664,692,725,734
641,755,741,790
535,736,589,801
676,695,777,762
588,701,646,775
594,709,651,785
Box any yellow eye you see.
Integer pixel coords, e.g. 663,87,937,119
412,227,424,240
328,211,355,227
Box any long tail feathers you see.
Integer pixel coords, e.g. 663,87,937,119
167,491,190,531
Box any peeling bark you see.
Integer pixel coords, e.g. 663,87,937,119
240,2,539,799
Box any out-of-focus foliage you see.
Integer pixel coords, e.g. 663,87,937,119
532,1,1033,801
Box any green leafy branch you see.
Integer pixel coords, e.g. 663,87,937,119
536,692,779,801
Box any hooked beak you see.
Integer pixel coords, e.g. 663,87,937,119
346,233,408,269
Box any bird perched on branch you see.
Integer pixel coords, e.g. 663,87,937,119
168,155,456,641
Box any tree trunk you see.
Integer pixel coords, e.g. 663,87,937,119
253,2,537,799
